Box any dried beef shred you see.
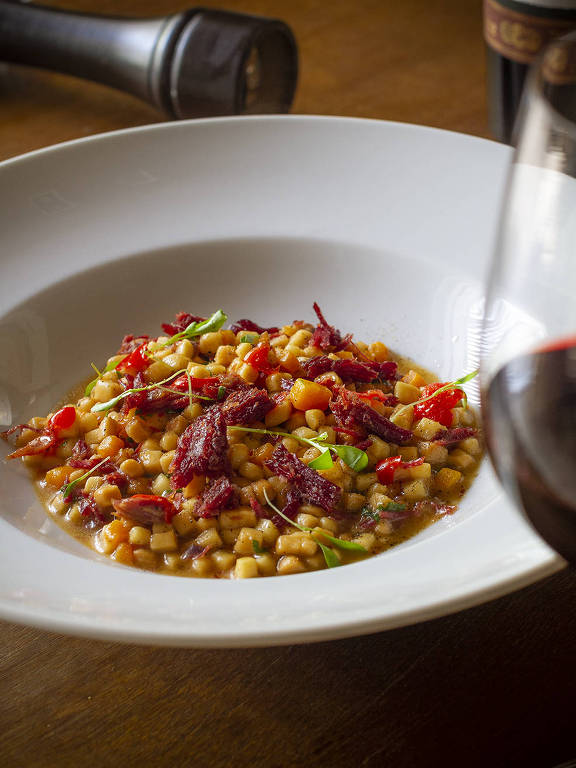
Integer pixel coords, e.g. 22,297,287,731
77,492,109,527
194,476,238,518
431,427,477,446
118,335,150,354
330,388,413,444
112,494,177,525
221,388,274,425
181,544,211,561
249,496,266,519
171,406,229,489
230,319,279,335
270,485,301,528
311,302,352,352
161,312,204,336
265,443,341,513
302,355,398,383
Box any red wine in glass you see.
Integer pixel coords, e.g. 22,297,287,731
485,338,576,561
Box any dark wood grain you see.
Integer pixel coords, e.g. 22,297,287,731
1,1,575,766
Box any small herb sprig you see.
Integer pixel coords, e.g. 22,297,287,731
90,369,187,413
160,309,228,348
360,501,407,525
85,359,123,397
263,489,366,569
62,457,109,500
228,425,368,473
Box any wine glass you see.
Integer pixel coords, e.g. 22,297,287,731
482,31,576,563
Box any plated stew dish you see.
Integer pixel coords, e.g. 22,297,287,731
2,305,481,579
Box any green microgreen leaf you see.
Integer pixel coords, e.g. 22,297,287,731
317,542,341,568
91,369,188,413
252,540,266,554
317,533,366,552
240,333,259,344
217,386,226,401
307,448,334,470
331,444,369,472
85,358,123,396
62,457,109,499
381,502,407,512
162,309,228,347
229,426,368,473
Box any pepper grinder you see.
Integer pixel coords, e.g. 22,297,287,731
0,0,298,118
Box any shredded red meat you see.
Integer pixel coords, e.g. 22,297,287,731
118,335,150,354
249,496,267,519
431,427,476,446
230,319,280,335
181,544,211,560
412,500,457,517
171,406,229,488
221,389,274,425
311,302,352,352
194,476,237,518
302,355,398,383
265,443,341,512
330,388,413,444
77,492,109,526
112,494,177,524
161,312,204,336
269,485,301,528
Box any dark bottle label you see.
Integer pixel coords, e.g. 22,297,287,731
484,0,576,64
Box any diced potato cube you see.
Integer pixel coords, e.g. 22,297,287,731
256,518,280,546
150,530,178,552
351,533,376,552
413,418,446,440
275,532,317,556
235,557,259,578
254,553,276,576
401,479,428,501
195,528,223,550
172,509,197,537
390,405,413,430
276,555,307,575
220,508,257,528
418,442,449,465
460,437,481,455
447,449,476,471
435,467,463,491
129,526,151,546
151,473,171,495
394,381,421,404
211,550,236,572
234,527,264,555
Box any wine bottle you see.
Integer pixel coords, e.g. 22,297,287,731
484,0,576,143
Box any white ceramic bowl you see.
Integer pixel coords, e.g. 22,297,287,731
0,116,563,646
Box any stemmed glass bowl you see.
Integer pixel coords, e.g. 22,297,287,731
482,31,576,562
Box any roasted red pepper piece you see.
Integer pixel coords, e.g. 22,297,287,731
244,342,274,374
112,494,177,524
116,342,150,375
5,405,76,458
375,456,424,484
48,405,76,433
413,383,464,428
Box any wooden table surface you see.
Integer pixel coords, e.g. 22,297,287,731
1,1,575,766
